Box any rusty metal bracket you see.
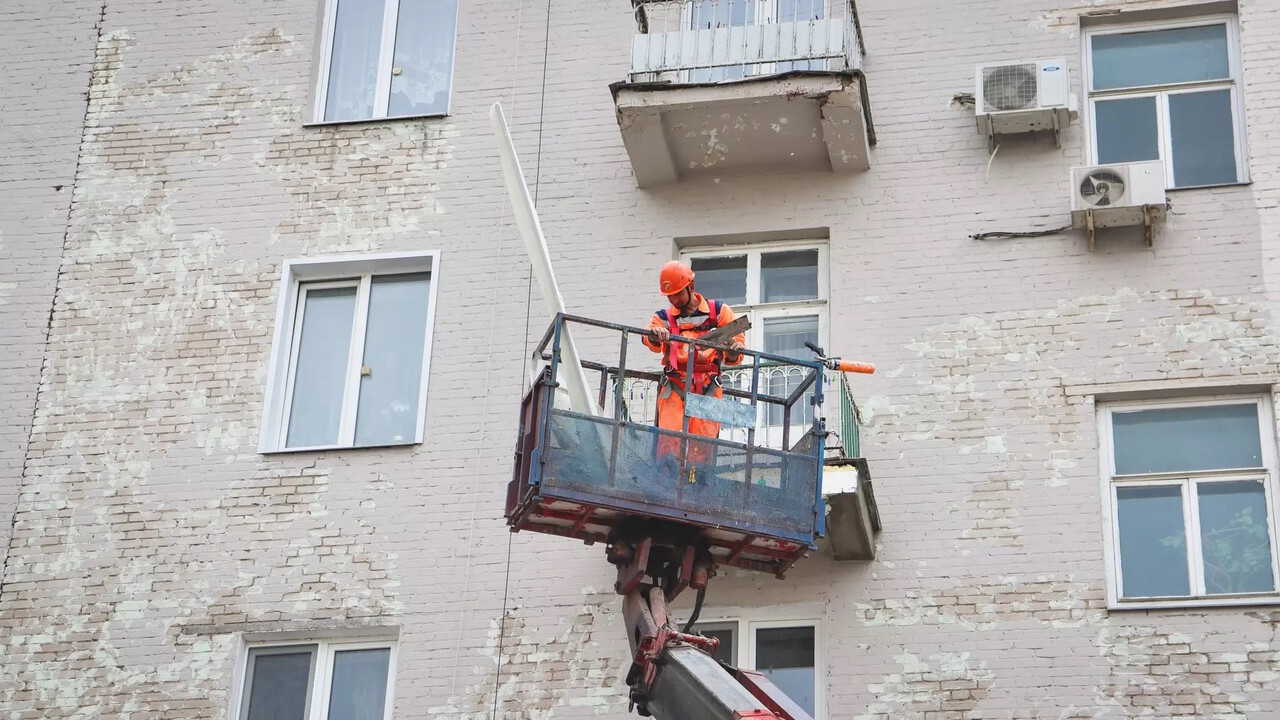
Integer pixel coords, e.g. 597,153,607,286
613,537,651,595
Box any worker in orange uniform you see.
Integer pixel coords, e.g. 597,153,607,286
643,261,746,468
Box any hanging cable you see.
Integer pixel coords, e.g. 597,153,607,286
680,587,707,634
488,0,554,717
984,141,1000,181
970,223,1072,241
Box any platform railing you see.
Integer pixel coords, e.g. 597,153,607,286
527,313,829,542
629,0,864,83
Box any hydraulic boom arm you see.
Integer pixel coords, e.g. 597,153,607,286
610,524,814,720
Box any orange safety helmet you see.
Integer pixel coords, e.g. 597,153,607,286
659,261,695,296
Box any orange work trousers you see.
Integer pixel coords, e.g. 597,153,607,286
655,375,722,466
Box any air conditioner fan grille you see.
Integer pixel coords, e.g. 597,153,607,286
982,63,1039,112
1078,169,1127,208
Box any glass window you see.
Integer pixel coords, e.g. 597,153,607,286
1197,481,1275,595
683,243,827,440
328,648,392,720
761,250,819,303
286,287,358,448
323,0,385,122
690,255,748,306
1116,485,1190,598
241,642,394,720
244,648,316,720
1094,96,1159,165
319,0,458,122
763,315,819,427
1168,89,1238,187
1086,19,1245,187
269,259,437,453
685,619,820,717
387,0,459,117
1103,397,1280,606
1090,24,1230,90
354,274,433,447
1111,403,1262,474
755,626,816,717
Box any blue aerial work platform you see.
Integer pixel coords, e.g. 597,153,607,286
506,313,832,581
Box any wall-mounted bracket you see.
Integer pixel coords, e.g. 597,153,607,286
1083,204,1159,252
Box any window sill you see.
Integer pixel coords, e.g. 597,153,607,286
260,440,420,456
1165,179,1252,192
302,112,449,129
1109,594,1280,611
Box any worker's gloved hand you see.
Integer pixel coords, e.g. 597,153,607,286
729,340,745,352
651,327,671,344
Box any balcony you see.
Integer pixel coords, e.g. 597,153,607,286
611,0,874,188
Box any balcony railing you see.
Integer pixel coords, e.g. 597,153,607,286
837,371,861,459
629,0,863,83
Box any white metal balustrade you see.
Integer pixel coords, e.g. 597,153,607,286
630,0,863,83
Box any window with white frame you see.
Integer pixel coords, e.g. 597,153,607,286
260,252,439,453
683,242,828,433
1084,15,1248,188
1099,394,1280,608
238,639,397,720
314,0,459,123
698,619,822,718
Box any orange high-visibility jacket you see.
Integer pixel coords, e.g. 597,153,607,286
642,293,745,376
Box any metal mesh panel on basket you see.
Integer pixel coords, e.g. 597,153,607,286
540,410,817,537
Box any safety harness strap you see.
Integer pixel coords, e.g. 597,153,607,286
662,300,724,395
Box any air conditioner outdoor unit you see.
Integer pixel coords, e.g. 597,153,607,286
975,58,1075,144
1070,160,1167,249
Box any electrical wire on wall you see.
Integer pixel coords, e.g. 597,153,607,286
477,0,556,717
970,224,1072,241
442,0,554,716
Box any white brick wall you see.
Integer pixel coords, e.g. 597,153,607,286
0,1,100,575
3,0,1280,717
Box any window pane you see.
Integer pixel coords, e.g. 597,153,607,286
388,0,458,117
755,626,815,717
779,0,823,22
687,0,755,82
286,287,357,448
763,315,818,427
245,649,314,720
761,250,819,303
690,0,753,28
1116,486,1190,598
1112,404,1262,474
775,0,826,72
355,273,432,446
1091,25,1229,91
1169,89,1237,187
690,255,747,306
328,648,391,720
703,627,735,666
1198,481,1275,595
1094,96,1159,165
324,0,387,122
